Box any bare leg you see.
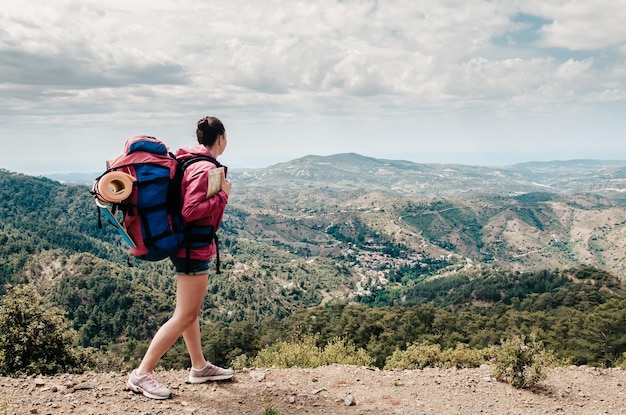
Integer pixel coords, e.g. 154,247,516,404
136,273,208,376
183,316,207,369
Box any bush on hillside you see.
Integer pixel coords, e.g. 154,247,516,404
491,333,553,389
384,341,495,370
0,285,86,376
248,335,374,369
384,341,443,370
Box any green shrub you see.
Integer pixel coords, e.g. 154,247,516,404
79,347,127,372
0,285,86,376
253,335,320,368
491,334,553,389
384,341,443,370
384,341,493,370
616,352,626,369
439,343,496,369
252,335,373,368
231,353,251,370
260,407,281,415
321,337,374,366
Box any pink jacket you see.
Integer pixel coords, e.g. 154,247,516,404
173,145,228,261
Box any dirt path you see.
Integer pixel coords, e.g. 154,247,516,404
2,364,625,414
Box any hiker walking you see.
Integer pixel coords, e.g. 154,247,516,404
127,116,233,399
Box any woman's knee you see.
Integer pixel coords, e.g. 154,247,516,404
172,310,199,328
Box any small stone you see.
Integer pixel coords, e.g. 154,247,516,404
74,382,94,391
249,370,266,382
344,395,356,406
34,379,45,387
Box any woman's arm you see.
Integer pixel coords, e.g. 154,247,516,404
180,167,228,223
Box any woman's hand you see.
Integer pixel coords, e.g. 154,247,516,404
220,169,232,195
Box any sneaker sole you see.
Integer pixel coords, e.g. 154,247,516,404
126,382,172,400
188,373,234,383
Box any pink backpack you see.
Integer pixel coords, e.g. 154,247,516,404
92,135,223,272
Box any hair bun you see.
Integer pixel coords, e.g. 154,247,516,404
197,117,209,131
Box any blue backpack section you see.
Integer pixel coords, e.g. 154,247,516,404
132,163,184,261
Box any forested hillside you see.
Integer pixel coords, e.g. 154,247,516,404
3,156,626,372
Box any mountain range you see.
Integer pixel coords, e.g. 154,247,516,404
47,153,626,196
220,155,626,273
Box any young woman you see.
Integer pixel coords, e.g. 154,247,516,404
127,116,233,400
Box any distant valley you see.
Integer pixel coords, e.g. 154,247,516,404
41,154,626,283
225,155,626,276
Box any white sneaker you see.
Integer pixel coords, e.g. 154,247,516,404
126,370,172,400
189,362,235,383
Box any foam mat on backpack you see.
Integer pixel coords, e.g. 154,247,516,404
93,171,136,203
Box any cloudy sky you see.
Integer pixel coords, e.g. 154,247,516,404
2,0,626,175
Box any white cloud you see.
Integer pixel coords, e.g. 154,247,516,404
1,0,626,174
556,58,593,80
520,0,626,50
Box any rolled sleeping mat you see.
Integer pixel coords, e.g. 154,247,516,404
93,171,135,203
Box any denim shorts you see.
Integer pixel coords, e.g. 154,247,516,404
170,257,211,275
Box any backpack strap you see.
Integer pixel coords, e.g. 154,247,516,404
175,155,225,275
179,154,222,171
168,154,223,214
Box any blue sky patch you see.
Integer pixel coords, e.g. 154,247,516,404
493,13,551,48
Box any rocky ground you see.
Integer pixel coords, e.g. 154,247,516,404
2,365,626,415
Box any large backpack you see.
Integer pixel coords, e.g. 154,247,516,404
91,135,223,273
